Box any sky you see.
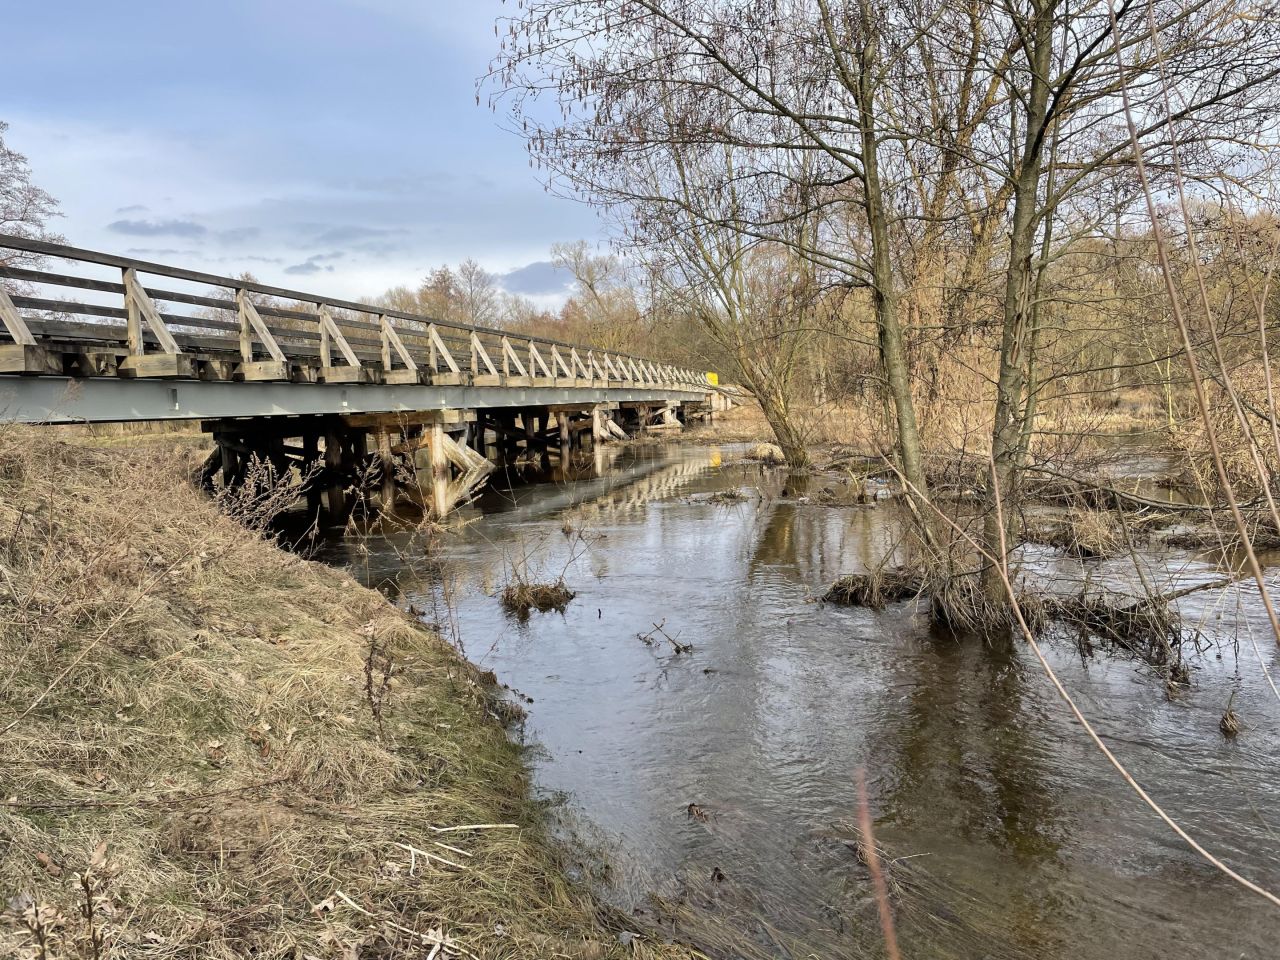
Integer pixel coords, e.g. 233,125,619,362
0,0,596,304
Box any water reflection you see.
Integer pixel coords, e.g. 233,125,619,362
319,443,1280,959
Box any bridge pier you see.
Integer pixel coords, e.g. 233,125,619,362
196,392,684,527
204,409,500,525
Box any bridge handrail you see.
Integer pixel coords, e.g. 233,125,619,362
0,234,711,387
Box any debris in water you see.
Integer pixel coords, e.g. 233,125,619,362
500,579,575,619
823,568,924,609
1221,693,1241,737
637,619,692,654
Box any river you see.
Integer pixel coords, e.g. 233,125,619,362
318,442,1280,959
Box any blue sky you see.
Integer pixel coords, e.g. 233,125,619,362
1,0,593,301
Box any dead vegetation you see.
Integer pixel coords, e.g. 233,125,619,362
0,428,689,960
819,540,1221,676
637,620,692,655
822,568,924,608
500,579,576,618
747,442,786,465
704,488,748,504
1220,693,1242,737
1038,591,1192,670
1024,507,1122,559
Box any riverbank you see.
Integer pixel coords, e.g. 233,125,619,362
0,429,692,959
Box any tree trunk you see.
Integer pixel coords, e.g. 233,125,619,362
982,0,1053,603
757,390,810,471
856,36,932,542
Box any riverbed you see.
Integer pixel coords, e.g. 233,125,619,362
320,442,1280,959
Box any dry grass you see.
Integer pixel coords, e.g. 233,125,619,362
0,427,691,960
746,442,786,465
499,580,576,619
822,568,924,608
1025,506,1121,559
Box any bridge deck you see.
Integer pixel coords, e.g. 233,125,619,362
0,235,713,424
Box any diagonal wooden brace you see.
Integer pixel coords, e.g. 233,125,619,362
0,285,34,346
380,314,418,371
123,268,181,355
318,305,361,367
427,324,461,373
237,289,286,362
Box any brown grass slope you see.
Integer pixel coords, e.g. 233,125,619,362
0,430,689,960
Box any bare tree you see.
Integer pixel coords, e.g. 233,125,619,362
490,0,1019,536
0,121,62,269
455,258,500,328
551,241,646,351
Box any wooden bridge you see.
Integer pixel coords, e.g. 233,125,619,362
0,235,720,518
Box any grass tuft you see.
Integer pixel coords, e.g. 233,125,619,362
500,580,576,619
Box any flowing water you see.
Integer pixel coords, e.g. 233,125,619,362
319,443,1280,958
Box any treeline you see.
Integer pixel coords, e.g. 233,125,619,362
369,240,710,360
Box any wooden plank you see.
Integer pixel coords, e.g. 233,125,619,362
199,359,237,381
587,351,607,381
118,353,196,379
0,343,59,374
427,324,460,374
528,341,552,378
550,345,573,380
0,265,125,297
470,332,498,376
501,336,529,377
318,365,367,384
236,360,290,381
343,409,474,428
428,422,449,518
74,351,119,377
383,368,422,384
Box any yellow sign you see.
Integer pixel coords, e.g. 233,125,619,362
706,372,719,386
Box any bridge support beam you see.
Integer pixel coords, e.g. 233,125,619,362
198,395,691,527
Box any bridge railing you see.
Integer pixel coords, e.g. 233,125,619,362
0,235,712,391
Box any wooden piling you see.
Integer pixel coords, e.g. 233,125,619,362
324,426,346,517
